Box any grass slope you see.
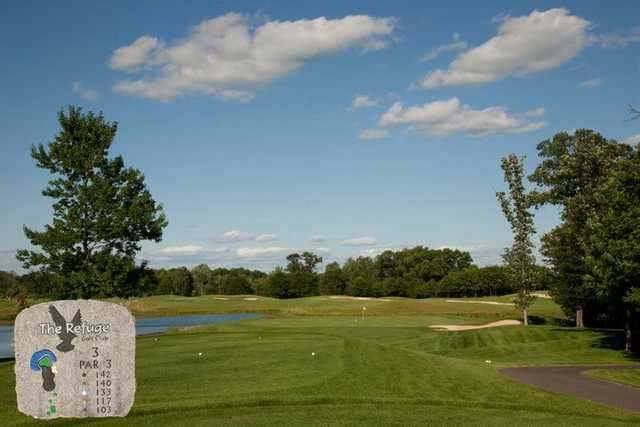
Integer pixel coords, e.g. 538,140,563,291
1,296,638,426
586,369,640,389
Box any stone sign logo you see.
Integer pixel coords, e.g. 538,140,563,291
30,349,58,391
48,306,82,352
14,300,136,419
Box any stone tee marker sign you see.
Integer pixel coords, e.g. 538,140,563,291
14,300,136,419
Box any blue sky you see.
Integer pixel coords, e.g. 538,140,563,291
1,1,639,271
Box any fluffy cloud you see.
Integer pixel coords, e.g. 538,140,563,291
308,235,326,242
214,230,255,242
579,78,603,88
524,108,546,117
419,32,467,62
236,247,289,259
351,95,379,109
110,13,396,101
358,128,389,140
141,244,291,270
623,133,640,146
597,26,640,48
255,233,278,242
437,244,503,266
360,247,394,257
378,98,546,136
158,245,206,255
0,248,22,272
340,236,377,246
212,230,278,243
71,81,99,101
109,36,162,70
421,9,592,88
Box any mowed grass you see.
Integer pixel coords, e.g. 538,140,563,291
585,369,640,389
117,293,564,320
0,294,564,323
1,296,639,425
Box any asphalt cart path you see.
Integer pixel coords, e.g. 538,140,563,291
500,364,640,412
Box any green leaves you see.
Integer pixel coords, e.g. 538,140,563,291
530,129,636,328
17,106,167,298
586,150,640,306
497,154,537,316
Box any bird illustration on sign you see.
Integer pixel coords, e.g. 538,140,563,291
48,305,82,352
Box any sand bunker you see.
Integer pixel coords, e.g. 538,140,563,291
532,293,552,299
328,296,392,302
430,319,522,331
243,297,258,301
214,297,229,300
446,300,514,306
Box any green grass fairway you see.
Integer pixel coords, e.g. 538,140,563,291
1,296,639,425
586,369,640,389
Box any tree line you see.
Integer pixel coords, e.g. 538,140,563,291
497,129,640,351
2,247,536,300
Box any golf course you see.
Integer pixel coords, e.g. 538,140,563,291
1,295,640,426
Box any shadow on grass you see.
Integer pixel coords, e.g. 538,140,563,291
528,315,547,325
551,327,640,361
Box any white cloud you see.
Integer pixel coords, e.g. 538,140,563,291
419,32,468,62
214,230,256,242
308,235,326,242
236,247,289,259
437,244,503,266
597,26,640,48
110,13,396,101
623,133,640,146
340,236,377,246
351,95,379,109
212,230,278,243
71,81,99,101
358,128,389,140
421,9,592,88
255,233,278,242
0,248,22,272
378,98,546,136
143,245,234,267
579,78,603,88
158,245,206,255
524,107,546,117
109,36,162,71
361,247,394,257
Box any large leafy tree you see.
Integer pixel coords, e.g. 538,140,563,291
191,264,213,296
496,154,537,325
540,223,590,327
286,252,323,273
319,262,346,295
586,149,640,352
529,130,633,326
17,106,167,298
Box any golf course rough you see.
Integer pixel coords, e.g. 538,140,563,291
14,300,136,419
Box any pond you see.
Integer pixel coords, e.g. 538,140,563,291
0,313,261,359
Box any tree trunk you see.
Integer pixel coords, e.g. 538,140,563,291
523,308,528,326
625,309,632,353
576,307,584,328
